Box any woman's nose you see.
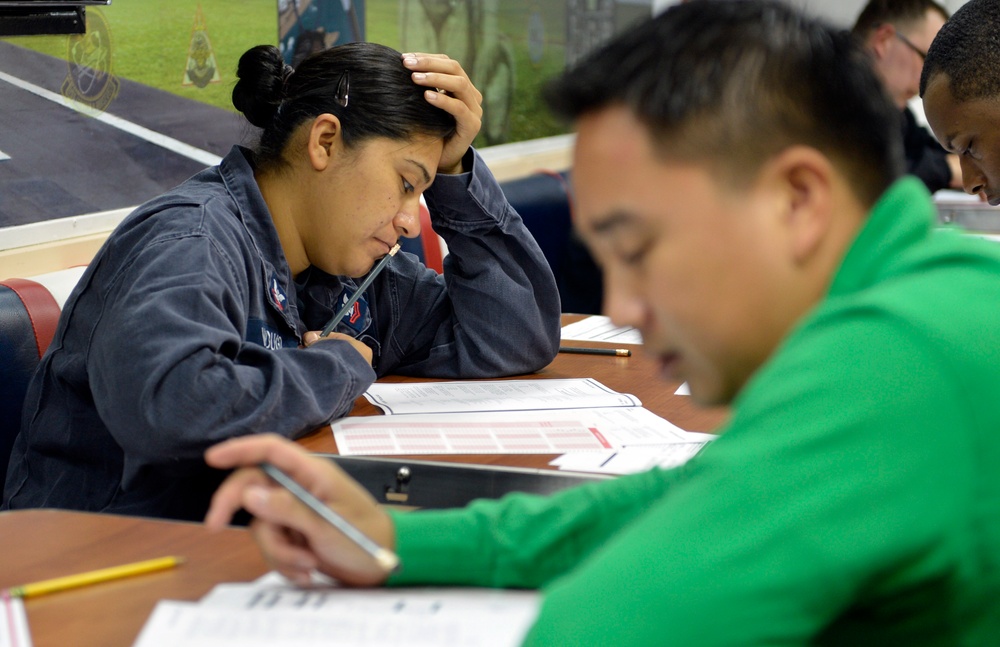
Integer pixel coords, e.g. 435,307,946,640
393,199,423,239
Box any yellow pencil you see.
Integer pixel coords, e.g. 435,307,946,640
4,556,184,599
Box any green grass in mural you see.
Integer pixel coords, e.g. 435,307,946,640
3,0,568,143
2,1,276,113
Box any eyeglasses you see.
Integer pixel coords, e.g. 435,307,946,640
335,70,349,108
895,32,927,60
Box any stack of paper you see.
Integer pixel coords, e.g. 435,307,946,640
550,442,710,475
332,378,707,457
560,315,643,344
132,573,539,647
1,594,32,647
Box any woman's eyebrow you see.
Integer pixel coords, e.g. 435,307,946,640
404,158,432,185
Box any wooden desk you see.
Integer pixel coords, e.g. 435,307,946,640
0,322,726,646
296,316,728,507
0,509,268,647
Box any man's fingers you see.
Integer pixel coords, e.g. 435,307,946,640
251,512,321,573
204,466,268,529
205,434,341,495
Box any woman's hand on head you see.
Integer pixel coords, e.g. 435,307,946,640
402,53,483,174
204,434,396,587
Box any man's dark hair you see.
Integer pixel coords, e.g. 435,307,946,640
544,0,903,206
919,0,1000,102
851,0,949,38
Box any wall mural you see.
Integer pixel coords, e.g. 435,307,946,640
279,0,365,67
277,0,656,146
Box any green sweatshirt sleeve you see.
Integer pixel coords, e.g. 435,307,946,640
521,312,971,645
388,465,686,589
389,305,975,645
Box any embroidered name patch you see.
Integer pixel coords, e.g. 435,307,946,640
246,319,297,350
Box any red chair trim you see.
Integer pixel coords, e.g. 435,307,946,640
0,278,61,358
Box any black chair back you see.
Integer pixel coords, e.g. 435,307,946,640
0,279,60,484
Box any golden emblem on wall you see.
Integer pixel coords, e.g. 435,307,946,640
183,4,221,88
61,8,120,115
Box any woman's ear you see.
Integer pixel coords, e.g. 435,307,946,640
307,113,342,171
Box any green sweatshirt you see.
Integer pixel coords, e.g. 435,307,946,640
389,178,1000,645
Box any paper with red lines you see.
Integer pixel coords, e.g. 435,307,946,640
332,406,700,456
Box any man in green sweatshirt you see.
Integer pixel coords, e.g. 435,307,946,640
204,1,1000,643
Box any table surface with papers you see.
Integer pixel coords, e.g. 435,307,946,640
1,509,541,647
0,509,269,647
2,315,729,646
298,314,730,470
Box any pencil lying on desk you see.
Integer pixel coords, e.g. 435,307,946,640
4,556,184,599
320,244,401,338
260,463,400,573
559,346,632,357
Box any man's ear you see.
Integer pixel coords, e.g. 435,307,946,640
868,23,896,60
767,146,835,265
307,113,342,171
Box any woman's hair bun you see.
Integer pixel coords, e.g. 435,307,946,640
232,44,289,128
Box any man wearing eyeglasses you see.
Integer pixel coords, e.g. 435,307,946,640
852,0,961,194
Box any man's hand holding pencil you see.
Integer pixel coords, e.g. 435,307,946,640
205,434,397,588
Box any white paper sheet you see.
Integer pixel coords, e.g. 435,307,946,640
362,378,640,415
333,406,700,456
0,595,32,647
132,583,538,647
550,441,711,475
560,315,643,344
934,189,986,204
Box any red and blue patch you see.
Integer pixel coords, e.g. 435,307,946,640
333,286,372,335
267,272,288,313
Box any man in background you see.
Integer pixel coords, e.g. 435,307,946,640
853,0,961,193
921,0,1000,203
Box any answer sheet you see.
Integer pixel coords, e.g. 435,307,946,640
362,378,640,415
131,578,538,647
333,406,698,455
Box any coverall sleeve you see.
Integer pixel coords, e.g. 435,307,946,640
371,148,562,378
86,228,375,465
